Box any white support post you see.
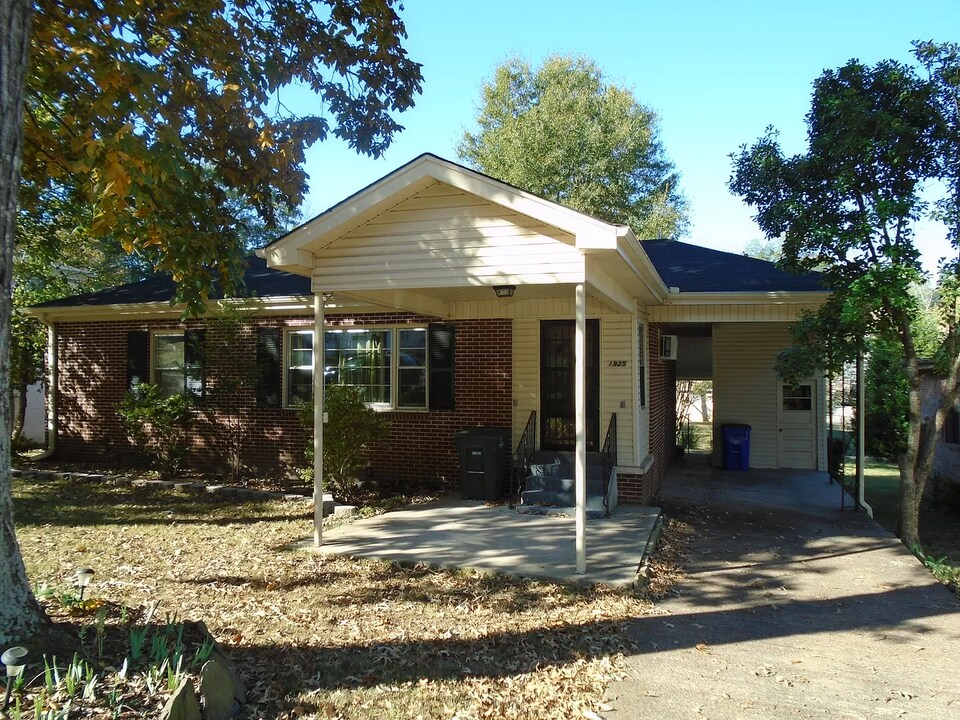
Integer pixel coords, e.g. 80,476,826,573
575,282,587,575
313,293,325,546
856,353,873,517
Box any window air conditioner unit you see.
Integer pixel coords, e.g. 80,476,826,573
660,334,678,360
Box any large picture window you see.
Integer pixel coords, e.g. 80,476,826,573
284,326,432,410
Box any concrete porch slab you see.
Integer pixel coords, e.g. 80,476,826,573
301,496,662,588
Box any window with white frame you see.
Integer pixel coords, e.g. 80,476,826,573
283,326,429,410
154,332,185,396
152,331,203,398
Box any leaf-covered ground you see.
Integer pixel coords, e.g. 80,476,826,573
13,476,685,719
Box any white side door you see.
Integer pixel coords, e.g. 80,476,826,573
778,381,817,469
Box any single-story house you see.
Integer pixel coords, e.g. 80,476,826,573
27,154,829,512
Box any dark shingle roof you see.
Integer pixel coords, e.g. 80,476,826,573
31,256,311,308
640,239,824,293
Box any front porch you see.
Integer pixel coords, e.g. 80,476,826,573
307,496,662,588
305,460,854,587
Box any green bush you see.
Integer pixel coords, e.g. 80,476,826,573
117,384,196,479
298,385,390,503
862,339,908,460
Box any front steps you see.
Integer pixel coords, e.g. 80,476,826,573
518,451,611,518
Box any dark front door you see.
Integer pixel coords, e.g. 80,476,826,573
540,320,600,451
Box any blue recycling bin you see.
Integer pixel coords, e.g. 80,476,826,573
721,424,751,471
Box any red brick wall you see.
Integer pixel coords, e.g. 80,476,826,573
617,322,677,504
54,314,512,490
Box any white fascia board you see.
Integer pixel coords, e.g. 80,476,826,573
584,263,636,314
24,295,317,323
662,290,832,305
261,154,621,265
616,226,670,302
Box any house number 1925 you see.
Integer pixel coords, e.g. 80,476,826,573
608,360,627,367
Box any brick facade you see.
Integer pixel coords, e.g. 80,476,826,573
54,314,512,491
616,322,677,504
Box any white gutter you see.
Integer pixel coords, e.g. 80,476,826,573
856,353,873,517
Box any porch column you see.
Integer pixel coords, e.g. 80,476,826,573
575,282,587,574
313,292,325,546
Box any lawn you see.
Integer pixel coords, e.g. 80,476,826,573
861,458,960,590
11,476,682,719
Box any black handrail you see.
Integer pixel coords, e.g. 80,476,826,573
601,413,617,515
512,410,536,505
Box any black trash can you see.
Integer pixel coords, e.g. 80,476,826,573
455,427,510,501
721,424,751,471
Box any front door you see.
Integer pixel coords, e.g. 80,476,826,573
540,320,600,451
778,381,818,469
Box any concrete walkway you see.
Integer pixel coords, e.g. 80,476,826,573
308,496,661,587
609,455,960,719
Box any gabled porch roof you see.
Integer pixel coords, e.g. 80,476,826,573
258,153,669,315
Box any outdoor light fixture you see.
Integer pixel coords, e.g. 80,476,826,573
2,646,28,710
493,285,516,298
75,567,95,600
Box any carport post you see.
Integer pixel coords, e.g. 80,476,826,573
314,293,325,546
575,282,587,574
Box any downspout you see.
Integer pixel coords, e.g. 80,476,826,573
35,323,57,460
856,352,873,517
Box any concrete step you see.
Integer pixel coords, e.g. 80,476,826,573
528,461,607,482
520,488,607,512
524,475,607,495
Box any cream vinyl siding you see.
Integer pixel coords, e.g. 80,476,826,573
713,323,789,469
512,315,639,466
313,183,584,291
600,315,636,465
451,296,625,321
513,318,539,451
650,302,825,323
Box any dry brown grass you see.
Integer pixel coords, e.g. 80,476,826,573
14,477,681,719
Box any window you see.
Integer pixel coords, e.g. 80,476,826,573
782,384,813,411
286,330,315,406
283,326,437,410
325,328,392,405
149,331,204,398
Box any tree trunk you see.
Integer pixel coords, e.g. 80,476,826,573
0,0,45,642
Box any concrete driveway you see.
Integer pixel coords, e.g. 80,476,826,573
608,455,960,719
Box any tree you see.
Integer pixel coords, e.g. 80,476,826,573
742,238,782,263
458,55,688,239
1,0,422,641
730,42,960,548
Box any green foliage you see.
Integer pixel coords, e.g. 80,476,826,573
742,238,783,263
117,385,196,479
298,385,390,503
20,0,422,313
731,42,960,547
862,339,909,460
202,303,259,480
458,54,687,240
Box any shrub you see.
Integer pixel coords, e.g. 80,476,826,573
117,385,196,479
298,385,390,503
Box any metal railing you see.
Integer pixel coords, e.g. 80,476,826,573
512,410,536,504
601,413,617,515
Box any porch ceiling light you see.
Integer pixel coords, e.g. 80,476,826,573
75,567,95,600
493,285,516,299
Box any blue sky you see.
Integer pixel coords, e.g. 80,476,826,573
298,0,958,276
